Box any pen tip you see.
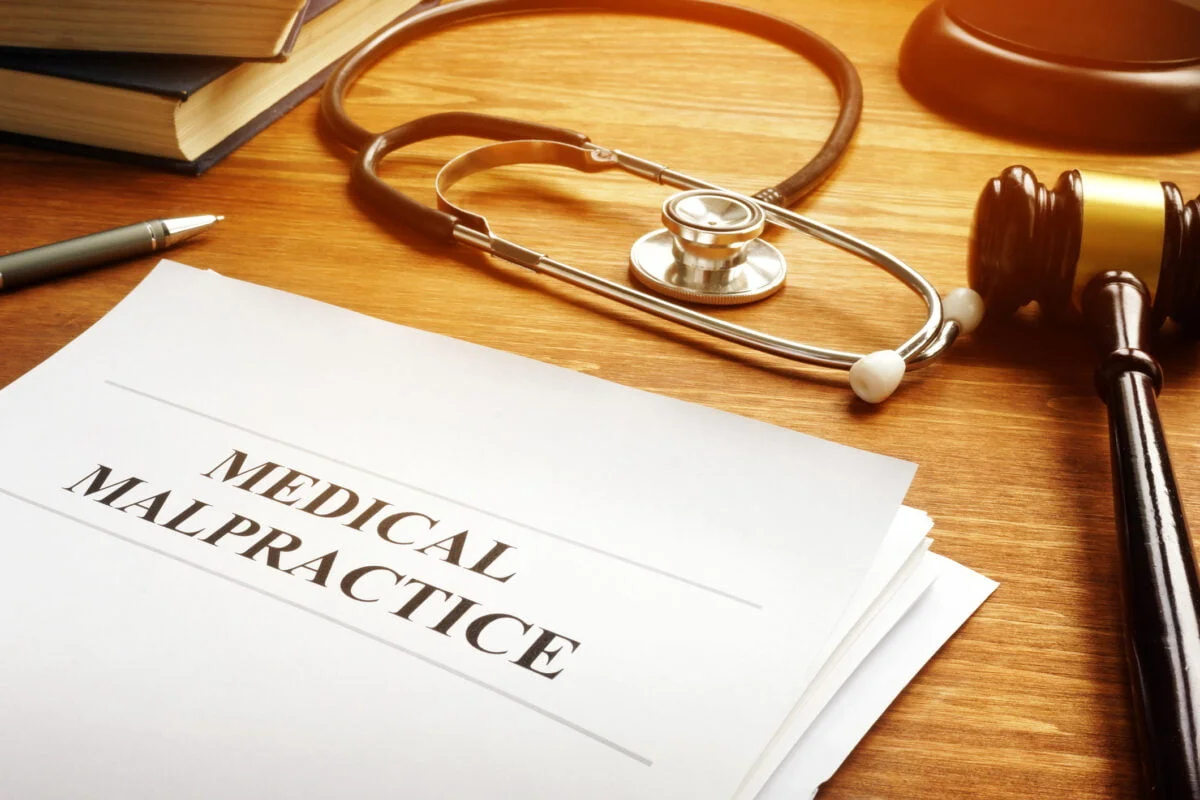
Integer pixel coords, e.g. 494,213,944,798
215,215,226,222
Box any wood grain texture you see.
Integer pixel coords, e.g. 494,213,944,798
2,1,1199,796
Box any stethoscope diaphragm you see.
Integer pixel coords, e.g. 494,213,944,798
629,190,788,305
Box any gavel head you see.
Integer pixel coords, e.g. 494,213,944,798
969,165,1200,335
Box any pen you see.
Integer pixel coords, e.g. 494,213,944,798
0,215,224,291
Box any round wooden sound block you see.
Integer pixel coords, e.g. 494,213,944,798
899,0,1200,148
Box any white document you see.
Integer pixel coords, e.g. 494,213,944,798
0,262,918,800
738,510,935,797
761,554,999,798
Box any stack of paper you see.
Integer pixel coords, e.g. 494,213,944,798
0,262,994,799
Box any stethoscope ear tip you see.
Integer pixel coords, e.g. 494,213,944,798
943,287,985,334
848,288,984,403
849,350,906,403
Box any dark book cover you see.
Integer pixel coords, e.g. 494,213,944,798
276,0,315,59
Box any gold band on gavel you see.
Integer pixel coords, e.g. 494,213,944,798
1073,171,1166,306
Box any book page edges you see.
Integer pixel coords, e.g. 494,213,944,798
0,0,309,58
0,69,180,157
175,0,412,160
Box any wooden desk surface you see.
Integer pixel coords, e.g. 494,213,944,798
2,1,1198,796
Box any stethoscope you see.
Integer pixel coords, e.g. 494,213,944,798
320,0,984,402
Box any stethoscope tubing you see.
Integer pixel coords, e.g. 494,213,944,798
321,0,964,391
322,0,863,206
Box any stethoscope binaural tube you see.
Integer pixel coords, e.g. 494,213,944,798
320,0,982,402
322,0,863,207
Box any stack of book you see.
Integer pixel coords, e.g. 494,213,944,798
0,0,427,172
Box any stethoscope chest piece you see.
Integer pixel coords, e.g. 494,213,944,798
630,190,788,305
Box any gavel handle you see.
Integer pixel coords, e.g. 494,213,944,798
1085,273,1200,798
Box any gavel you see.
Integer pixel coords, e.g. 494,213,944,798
971,165,1200,798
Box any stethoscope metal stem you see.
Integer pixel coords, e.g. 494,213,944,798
442,141,960,372
452,224,958,371
604,146,949,361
